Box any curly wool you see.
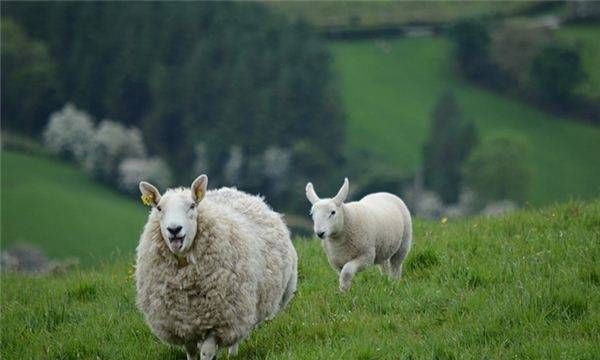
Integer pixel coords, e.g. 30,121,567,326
135,187,297,347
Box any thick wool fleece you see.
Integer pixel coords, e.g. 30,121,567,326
323,193,412,271
135,187,297,347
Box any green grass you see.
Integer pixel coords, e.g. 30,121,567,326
557,25,600,101
2,201,599,359
1,151,146,265
331,37,600,205
268,2,534,29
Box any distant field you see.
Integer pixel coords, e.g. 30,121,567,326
557,25,600,101
331,37,600,205
0,151,146,265
2,201,599,359
268,1,534,29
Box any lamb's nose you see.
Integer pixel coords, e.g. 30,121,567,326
167,226,182,235
316,231,325,239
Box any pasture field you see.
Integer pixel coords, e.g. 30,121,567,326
331,37,600,205
2,200,599,359
268,2,535,29
1,151,146,265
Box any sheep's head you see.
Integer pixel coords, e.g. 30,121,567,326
139,175,208,256
305,178,349,239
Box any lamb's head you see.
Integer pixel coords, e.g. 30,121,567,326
305,178,349,239
139,175,208,255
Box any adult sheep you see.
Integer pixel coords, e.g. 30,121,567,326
135,175,297,360
305,178,412,292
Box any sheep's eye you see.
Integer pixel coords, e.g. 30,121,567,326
330,210,336,216
189,203,196,210
156,206,162,212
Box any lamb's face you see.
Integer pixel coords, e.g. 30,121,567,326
140,175,208,256
155,190,198,255
305,178,349,239
310,199,344,239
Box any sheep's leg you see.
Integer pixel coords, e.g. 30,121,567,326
200,334,217,360
390,230,412,280
185,342,199,360
228,342,239,357
378,259,391,276
339,255,372,292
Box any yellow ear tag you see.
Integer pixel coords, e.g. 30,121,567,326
141,194,154,206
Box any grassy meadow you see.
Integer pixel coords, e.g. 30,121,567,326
2,200,599,359
1,151,146,265
331,37,600,205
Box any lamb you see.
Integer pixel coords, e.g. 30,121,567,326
305,178,412,292
135,175,297,360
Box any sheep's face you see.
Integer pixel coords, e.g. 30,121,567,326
140,175,208,256
305,178,349,239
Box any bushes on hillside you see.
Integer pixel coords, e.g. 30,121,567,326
118,158,172,194
84,120,146,183
462,133,531,205
43,104,94,162
422,91,478,204
530,45,585,105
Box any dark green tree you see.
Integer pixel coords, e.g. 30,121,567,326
450,19,491,81
530,44,584,106
1,18,59,134
463,133,531,204
422,91,478,204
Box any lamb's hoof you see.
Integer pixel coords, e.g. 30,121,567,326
228,343,238,357
339,281,351,293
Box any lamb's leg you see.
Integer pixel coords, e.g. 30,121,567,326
200,334,217,360
228,342,239,357
378,259,391,276
185,342,198,360
339,255,373,292
390,229,412,280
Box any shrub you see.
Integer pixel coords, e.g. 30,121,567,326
463,133,531,205
262,146,291,195
530,44,585,105
450,19,491,81
43,104,94,162
118,157,172,194
84,120,146,183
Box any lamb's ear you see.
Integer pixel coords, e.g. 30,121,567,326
333,178,349,205
191,174,208,203
139,181,161,207
306,182,320,205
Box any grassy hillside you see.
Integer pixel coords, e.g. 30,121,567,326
1,151,146,265
331,37,600,205
557,25,600,101
268,2,535,29
2,201,599,359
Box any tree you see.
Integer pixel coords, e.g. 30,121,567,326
530,44,584,106
1,18,59,134
462,133,531,205
422,91,478,204
450,19,491,82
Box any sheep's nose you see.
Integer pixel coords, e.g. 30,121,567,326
167,226,182,236
316,231,325,239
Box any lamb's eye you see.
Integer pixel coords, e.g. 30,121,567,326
330,210,336,216
189,203,196,210
156,206,162,212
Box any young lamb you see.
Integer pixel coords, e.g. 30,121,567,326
135,175,297,360
305,178,412,292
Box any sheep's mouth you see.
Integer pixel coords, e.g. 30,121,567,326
168,236,185,251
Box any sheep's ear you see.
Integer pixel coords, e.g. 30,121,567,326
139,181,161,207
306,182,320,205
333,178,349,205
191,174,208,203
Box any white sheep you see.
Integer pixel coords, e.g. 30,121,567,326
135,175,297,360
305,178,412,292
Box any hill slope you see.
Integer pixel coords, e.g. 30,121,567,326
1,151,146,265
2,201,599,359
332,37,600,205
